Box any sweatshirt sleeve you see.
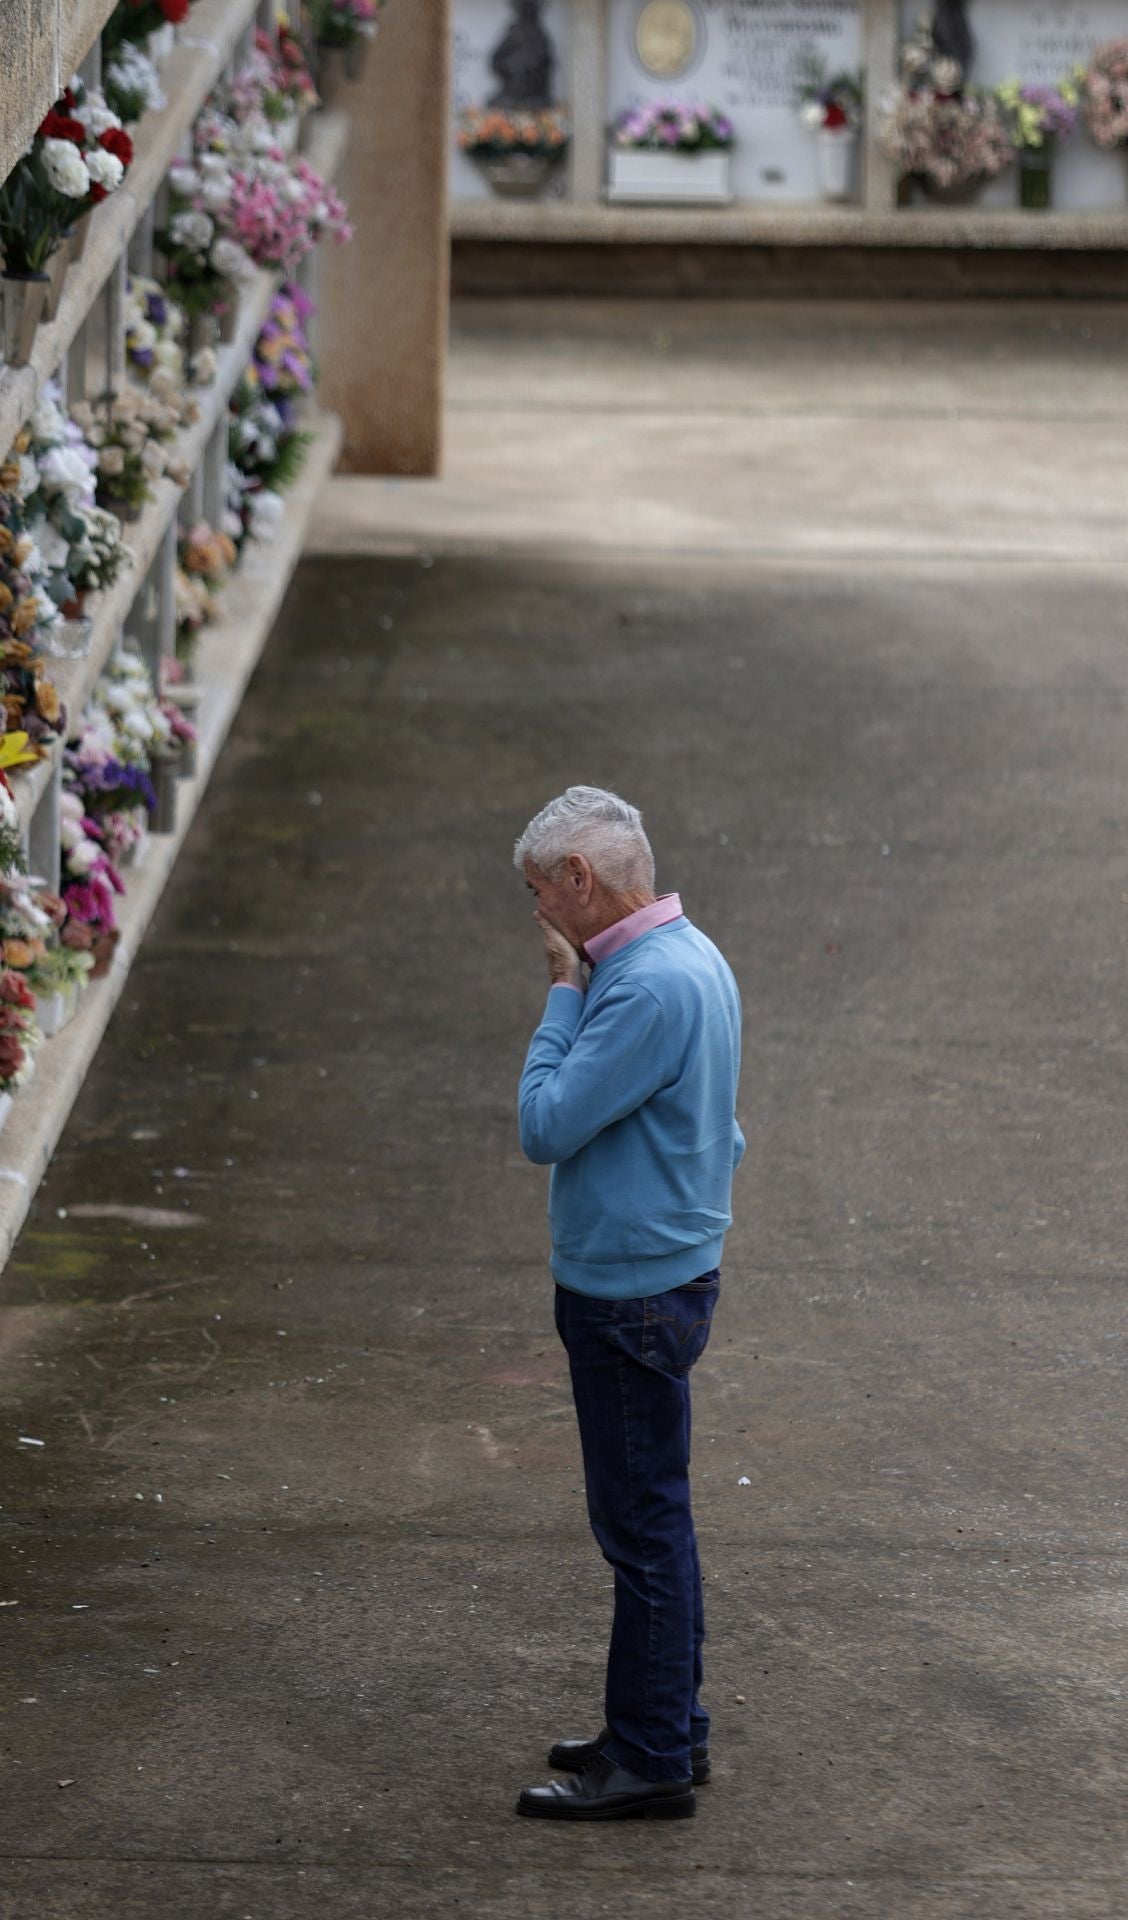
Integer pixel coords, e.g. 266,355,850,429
519,979,668,1166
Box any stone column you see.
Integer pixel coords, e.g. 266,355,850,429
861,0,899,212
320,0,451,476
568,0,608,203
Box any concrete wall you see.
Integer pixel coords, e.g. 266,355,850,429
320,0,452,476
0,0,117,183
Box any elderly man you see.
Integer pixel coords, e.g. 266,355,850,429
513,786,744,1822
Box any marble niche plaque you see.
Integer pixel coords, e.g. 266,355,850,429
898,0,1128,210
607,0,863,202
450,0,572,201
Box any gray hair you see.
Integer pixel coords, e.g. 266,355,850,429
514,786,656,893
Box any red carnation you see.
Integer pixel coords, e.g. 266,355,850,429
0,970,35,1010
160,0,191,19
824,101,850,130
39,111,87,144
61,88,76,110
0,1034,26,1079
89,184,108,204
99,127,134,168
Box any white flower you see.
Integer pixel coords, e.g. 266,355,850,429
170,209,214,252
41,446,95,501
284,175,307,204
66,838,98,875
198,149,232,180
17,453,39,496
41,137,90,198
190,346,218,385
85,147,125,194
210,237,247,277
36,522,72,571
153,339,184,378
75,98,123,140
199,175,233,209
31,388,68,445
800,101,825,131
0,787,19,836
169,164,202,197
130,317,158,351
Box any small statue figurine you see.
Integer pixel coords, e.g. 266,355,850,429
932,1,974,76
489,0,556,110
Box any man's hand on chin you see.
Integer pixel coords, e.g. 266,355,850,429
534,910,585,992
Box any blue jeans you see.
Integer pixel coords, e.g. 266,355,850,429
554,1271,720,1784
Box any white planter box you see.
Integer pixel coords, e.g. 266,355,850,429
606,148,733,206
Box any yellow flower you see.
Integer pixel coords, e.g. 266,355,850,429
0,731,37,771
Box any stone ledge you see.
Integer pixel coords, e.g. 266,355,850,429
450,199,1128,253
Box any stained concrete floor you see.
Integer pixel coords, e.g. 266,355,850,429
2,302,1128,1919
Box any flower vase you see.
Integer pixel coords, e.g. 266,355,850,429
816,126,858,202
147,23,176,62
150,749,181,835
0,1091,12,1132
313,38,368,105
921,175,986,207
1019,143,1053,211
35,985,77,1039
2,272,50,367
176,734,199,780
44,615,93,661
90,929,120,980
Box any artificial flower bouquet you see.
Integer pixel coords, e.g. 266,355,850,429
0,80,134,276
65,650,171,867
103,40,166,125
71,380,195,521
0,965,41,1098
610,102,734,152
0,874,93,1033
307,0,382,51
220,153,352,274
175,520,237,661
21,382,133,617
126,275,187,383
879,24,1012,196
458,107,570,159
797,59,864,134
103,0,191,53
223,29,319,136
1082,41,1128,150
58,787,126,973
995,77,1080,209
156,171,253,330
226,285,315,544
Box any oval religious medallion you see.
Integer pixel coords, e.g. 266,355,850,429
634,0,698,78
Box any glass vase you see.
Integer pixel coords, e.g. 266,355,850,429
1019,143,1054,212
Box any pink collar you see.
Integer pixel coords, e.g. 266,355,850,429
583,894,684,967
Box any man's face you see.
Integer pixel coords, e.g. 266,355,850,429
523,857,585,951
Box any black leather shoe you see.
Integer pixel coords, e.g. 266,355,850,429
549,1727,711,1786
517,1752,695,1821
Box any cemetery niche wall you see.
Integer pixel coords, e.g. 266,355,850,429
448,0,1128,229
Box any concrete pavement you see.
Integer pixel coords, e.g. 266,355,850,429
1,301,1127,1917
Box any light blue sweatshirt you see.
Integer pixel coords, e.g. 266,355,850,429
518,914,744,1299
